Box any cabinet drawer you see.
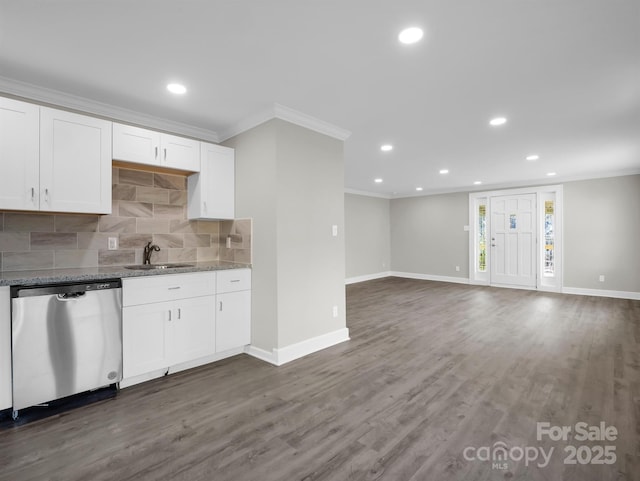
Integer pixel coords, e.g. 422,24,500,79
123,272,215,306
216,269,251,293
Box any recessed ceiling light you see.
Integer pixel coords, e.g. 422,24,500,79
526,154,540,161
439,169,449,174
398,27,423,44
489,117,507,126
380,144,393,152
546,172,556,177
374,178,383,183
416,187,423,191
473,181,482,185
167,83,187,95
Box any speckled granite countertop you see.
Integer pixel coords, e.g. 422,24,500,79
0,261,251,287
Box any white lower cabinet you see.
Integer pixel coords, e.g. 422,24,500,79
122,296,215,379
121,270,251,388
216,290,251,352
0,286,11,410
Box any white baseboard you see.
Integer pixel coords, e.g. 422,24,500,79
246,327,351,366
563,287,640,300
244,345,278,365
390,271,470,285
345,271,391,285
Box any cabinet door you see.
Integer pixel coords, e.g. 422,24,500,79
0,98,40,211
0,287,11,410
216,290,251,352
40,108,112,214
112,123,160,166
122,301,171,378
187,143,234,220
161,133,200,172
169,295,215,366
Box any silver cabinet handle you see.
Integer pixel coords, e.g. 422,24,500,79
155,146,158,159
177,308,181,320
168,286,181,290
203,201,207,213
31,187,35,201
164,148,167,160
230,279,240,283
44,188,50,204
168,310,172,321
219,301,223,312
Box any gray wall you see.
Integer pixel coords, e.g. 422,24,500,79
224,119,346,351
344,194,390,278
275,120,346,347
390,192,469,278
223,121,278,351
346,174,639,294
564,174,640,292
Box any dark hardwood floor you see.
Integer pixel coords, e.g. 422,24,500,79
1,278,639,481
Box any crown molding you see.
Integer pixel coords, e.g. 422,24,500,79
273,103,351,141
0,76,219,142
389,168,640,199
344,188,392,199
218,103,351,142
216,105,276,142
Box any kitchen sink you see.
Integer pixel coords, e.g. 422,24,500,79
124,263,195,270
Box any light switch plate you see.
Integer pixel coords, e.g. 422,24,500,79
332,225,338,237
108,237,118,250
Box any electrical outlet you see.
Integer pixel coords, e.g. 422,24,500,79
599,275,605,282
332,225,338,237
332,306,338,318
455,266,460,272
108,237,118,250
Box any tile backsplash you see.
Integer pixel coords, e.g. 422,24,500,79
0,166,251,271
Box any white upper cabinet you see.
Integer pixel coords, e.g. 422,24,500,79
113,123,200,172
40,107,112,214
188,142,235,220
162,133,201,172
0,98,112,214
112,123,160,166
0,97,40,211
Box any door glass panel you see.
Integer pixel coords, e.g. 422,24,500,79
544,200,555,276
478,203,487,272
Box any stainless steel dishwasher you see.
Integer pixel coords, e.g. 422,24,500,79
11,279,122,418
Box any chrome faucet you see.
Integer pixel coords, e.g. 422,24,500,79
143,242,161,265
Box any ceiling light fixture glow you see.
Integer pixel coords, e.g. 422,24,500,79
439,169,449,174
416,187,423,191
380,144,393,152
489,117,507,126
526,154,540,161
398,27,424,45
167,83,187,94
374,178,383,183
546,172,557,177
473,181,482,185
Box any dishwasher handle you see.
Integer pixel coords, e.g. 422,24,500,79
57,292,87,300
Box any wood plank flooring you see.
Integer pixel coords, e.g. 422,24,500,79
1,277,639,481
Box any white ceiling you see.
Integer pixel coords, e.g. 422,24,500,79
1,0,639,197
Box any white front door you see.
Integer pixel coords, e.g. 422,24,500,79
490,193,537,287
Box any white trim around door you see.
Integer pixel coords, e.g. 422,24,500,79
469,185,563,292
